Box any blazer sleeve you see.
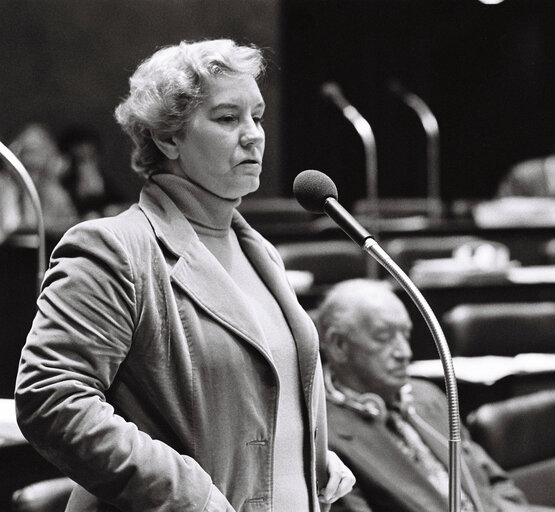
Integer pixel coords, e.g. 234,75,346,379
14,221,231,512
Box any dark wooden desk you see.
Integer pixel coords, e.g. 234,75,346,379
253,214,555,267
0,400,63,509
0,240,37,398
0,230,67,398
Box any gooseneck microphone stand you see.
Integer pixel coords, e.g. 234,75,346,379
321,82,378,214
0,140,46,296
389,81,442,220
364,235,461,512
294,169,461,512
321,82,380,277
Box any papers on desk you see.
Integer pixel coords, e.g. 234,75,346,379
473,197,555,227
507,265,555,283
408,353,555,386
0,398,26,446
409,240,517,287
409,259,512,287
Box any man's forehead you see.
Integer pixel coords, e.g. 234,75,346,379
355,297,411,328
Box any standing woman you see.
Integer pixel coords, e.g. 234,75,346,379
15,39,354,511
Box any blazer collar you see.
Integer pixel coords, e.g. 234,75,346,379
138,180,319,390
232,214,320,397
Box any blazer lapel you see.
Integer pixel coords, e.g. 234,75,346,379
232,212,320,397
138,181,274,361
170,244,274,358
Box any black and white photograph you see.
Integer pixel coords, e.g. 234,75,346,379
1,1,554,511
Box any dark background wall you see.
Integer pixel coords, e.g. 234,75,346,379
0,0,281,397
281,0,555,208
0,0,282,201
1,0,555,207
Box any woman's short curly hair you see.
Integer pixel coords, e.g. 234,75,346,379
114,39,265,178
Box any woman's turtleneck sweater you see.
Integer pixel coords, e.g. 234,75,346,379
151,174,310,511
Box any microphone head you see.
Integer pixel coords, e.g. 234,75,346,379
387,79,406,97
321,81,342,99
293,170,338,213
320,81,349,110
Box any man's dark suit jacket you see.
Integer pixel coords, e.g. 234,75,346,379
328,379,535,512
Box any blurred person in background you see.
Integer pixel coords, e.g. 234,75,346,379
0,123,79,234
58,124,126,219
496,144,555,197
316,278,554,512
15,39,354,511
0,165,22,243
57,124,107,217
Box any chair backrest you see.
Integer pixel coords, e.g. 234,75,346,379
12,476,74,512
237,197,315,225
467,390,555,507
276,240,367,285
442,302,555,357
353,198,444,218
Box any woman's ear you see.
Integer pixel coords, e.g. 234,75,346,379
151,131,180,160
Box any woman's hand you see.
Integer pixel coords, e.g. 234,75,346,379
318,450,356,505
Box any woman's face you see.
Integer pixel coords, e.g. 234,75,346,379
170,73,265,199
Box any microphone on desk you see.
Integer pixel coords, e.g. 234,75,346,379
293,169,463,512
320,82,379,216
388,80,441,220
321,82,352,112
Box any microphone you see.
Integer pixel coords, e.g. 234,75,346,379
388,80,441,219
320,82,378,210
321,82,352,112
294,169,462,512
293,170,373,247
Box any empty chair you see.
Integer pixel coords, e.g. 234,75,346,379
467,390,555,507
276,240,367,286
442,302,555,357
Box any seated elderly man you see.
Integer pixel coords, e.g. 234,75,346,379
315,278,554,512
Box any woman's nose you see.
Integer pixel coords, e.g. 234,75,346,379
240,119,264,147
